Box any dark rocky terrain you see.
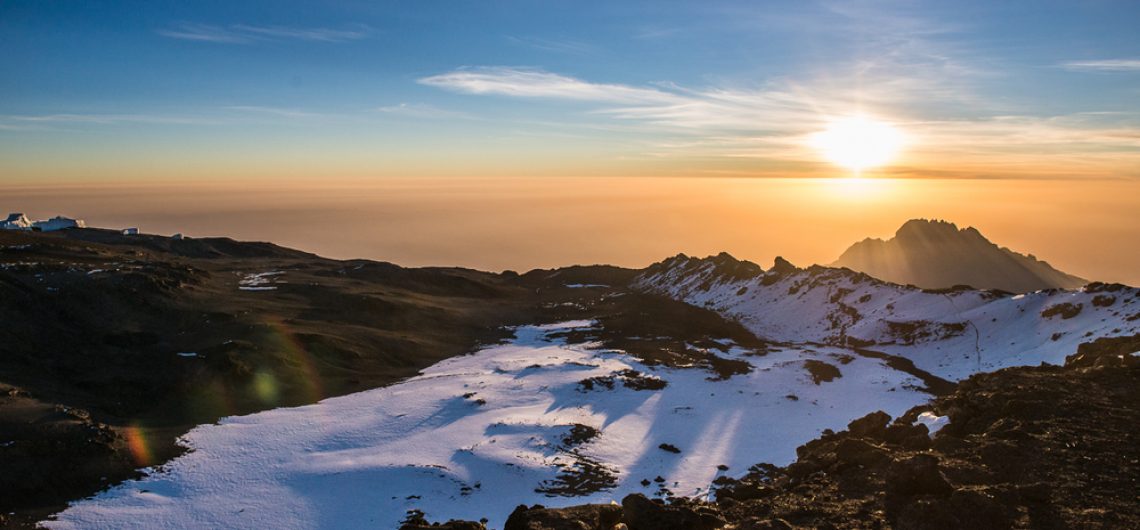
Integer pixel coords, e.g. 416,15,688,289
0,228,526,527
3,226,1136,529
0,228,757,529
834,219,1086,292
403,333,1139,530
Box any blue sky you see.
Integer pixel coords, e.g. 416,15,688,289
2,0,1138,181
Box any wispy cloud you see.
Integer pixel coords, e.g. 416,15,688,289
1059,59,1140,72
504,36,596,55
418,66,1140,179
223,106,330,119
0,103,474,133
375,103,474,120
0,113,218,126
0,108,338,131
410,5,1139,179
158,23,371,44
156,24,249,44
419,67,684,105
232,24,371,42
420,67,880,132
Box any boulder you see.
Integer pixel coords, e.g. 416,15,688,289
847,411,891,439
770,256,799,275
716,481,773,502
894,488,1013,530
885,455,952,498
621,494,726,530
504,503,623,530
834,438,890,467
400,518,485,530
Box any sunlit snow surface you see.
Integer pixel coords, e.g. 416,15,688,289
636,258,1140,380
46,321,931,530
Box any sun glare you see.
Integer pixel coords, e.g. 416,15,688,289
811,116,906,174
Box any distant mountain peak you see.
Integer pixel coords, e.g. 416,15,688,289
897,217,957,233
833,219,1086,293
771,256,799,275
894,218,985,241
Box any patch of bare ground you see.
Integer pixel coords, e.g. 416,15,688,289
535,424,618,497
544,291,767,380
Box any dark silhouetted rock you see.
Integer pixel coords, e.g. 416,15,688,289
504,503,622,530
834,438,890,467
847,410,891,439
895,488,1013,530
1065,333,1140,369
621,494,726,530
833,219,1086,292
400,510,486,530
770,256,798,275
715,481,774,502
886,455,952,498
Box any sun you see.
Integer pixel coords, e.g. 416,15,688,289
811,115,906,174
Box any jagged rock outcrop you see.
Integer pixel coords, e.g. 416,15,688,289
833,219,1086,293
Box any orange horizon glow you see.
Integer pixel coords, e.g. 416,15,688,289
1,176,1137,286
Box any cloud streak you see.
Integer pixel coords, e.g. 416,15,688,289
223,106,331,119
419,67,901,133
158,23,370,44
0,113,218,126
419,67,685,105
1060,59,1140,72
375,103,474,120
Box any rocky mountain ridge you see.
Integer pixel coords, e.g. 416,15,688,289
634,252,1138,381
833,219,1087,293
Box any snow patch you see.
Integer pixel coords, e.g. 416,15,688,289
914,412,950,436
46,321,933,530
635,257,1140,381
238,271,284,291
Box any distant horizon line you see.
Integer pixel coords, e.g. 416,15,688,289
3,173,1138,189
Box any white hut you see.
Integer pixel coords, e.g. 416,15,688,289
0,213,33,230
32,216,86,232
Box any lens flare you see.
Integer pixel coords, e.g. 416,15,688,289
124,424,153,467
253,370,280,404
261,318,324,404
